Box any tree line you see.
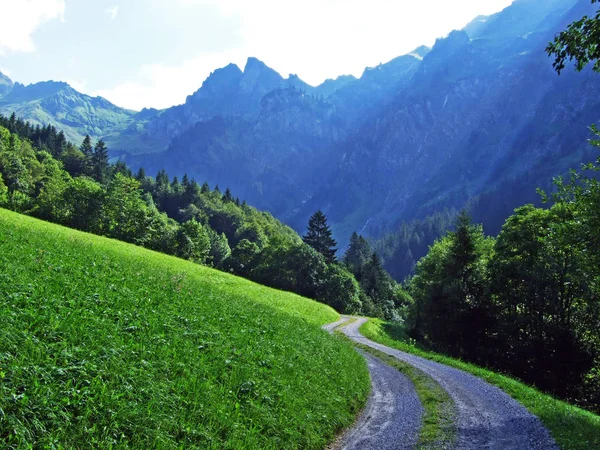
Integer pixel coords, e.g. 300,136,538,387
0,114,407,320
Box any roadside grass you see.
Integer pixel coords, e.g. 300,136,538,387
335,321,456,449
0,209,370,449
361,318,600,450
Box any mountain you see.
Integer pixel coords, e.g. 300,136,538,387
108,58,323,155
292,0,597,244
126,0,596,254
326,47,427,127
314,75,357,97
0,71,13,98
125,86,349,216
123,49,425,218
2,0,598,277
0,79,135,144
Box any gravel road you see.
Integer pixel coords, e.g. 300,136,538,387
323,317,423,450
339,317,559,450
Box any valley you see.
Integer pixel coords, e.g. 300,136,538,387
1,0,600,448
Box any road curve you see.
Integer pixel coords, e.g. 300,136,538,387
323,317,423,449
340,317,558,450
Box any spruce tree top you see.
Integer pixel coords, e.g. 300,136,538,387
303,210,337,263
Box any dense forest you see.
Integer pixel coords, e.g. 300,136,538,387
0,113,408,321
404,3,600,412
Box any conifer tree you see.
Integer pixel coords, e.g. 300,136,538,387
303,210,337,263
201,181,210,194
223,187,234,203
343,231,372,280
135,167,146,181
80,135,93,157
92,139,109,183
155,169,169,188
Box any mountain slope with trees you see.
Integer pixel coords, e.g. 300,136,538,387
0,78,136,145
2,0,599,283
0,113,407,320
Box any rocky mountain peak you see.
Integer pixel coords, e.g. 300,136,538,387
239,57,283,96
189,63,243,101
243,57,270,73
408,45,431,59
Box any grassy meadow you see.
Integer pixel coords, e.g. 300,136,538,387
0,209,370,449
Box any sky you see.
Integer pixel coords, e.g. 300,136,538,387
0,0,514,111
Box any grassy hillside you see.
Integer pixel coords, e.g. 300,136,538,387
361,319,600,450
0,209,369,449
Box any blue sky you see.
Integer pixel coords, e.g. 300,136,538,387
0,0,514,110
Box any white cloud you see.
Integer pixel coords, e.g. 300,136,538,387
0,0,65,55
107,6,119,20
173,0,513,85
98,0,514,109
65,78,87,93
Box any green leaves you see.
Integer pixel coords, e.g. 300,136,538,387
547,1,600,74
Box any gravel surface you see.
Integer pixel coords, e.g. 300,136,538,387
341,317,559,450
322,318,423,450
321,317,352,334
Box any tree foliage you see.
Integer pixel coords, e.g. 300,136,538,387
547,0,600,74
407,212,495,358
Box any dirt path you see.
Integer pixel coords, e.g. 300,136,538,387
323,317,423,449
339,317,558,450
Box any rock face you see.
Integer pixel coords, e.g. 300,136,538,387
115,57,322,154
0,80,135,144
127,86,348,216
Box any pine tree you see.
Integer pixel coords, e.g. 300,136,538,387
343,231,372,280
181,174,190,189
80,135,93,157
92,139,109,183
201,182,210,194
135,167,146,181
156,169,169,188
303,210,337,263
361,252,389,302
223,187,233,203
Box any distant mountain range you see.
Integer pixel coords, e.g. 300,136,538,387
1,0,598,278
0,78,136,145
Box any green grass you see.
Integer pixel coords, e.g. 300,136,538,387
334,320,455,449
361,318,600,450
0,209,370,449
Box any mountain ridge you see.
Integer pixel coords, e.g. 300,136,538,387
1,0,598,268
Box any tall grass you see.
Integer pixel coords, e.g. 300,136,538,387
0,209,370,449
